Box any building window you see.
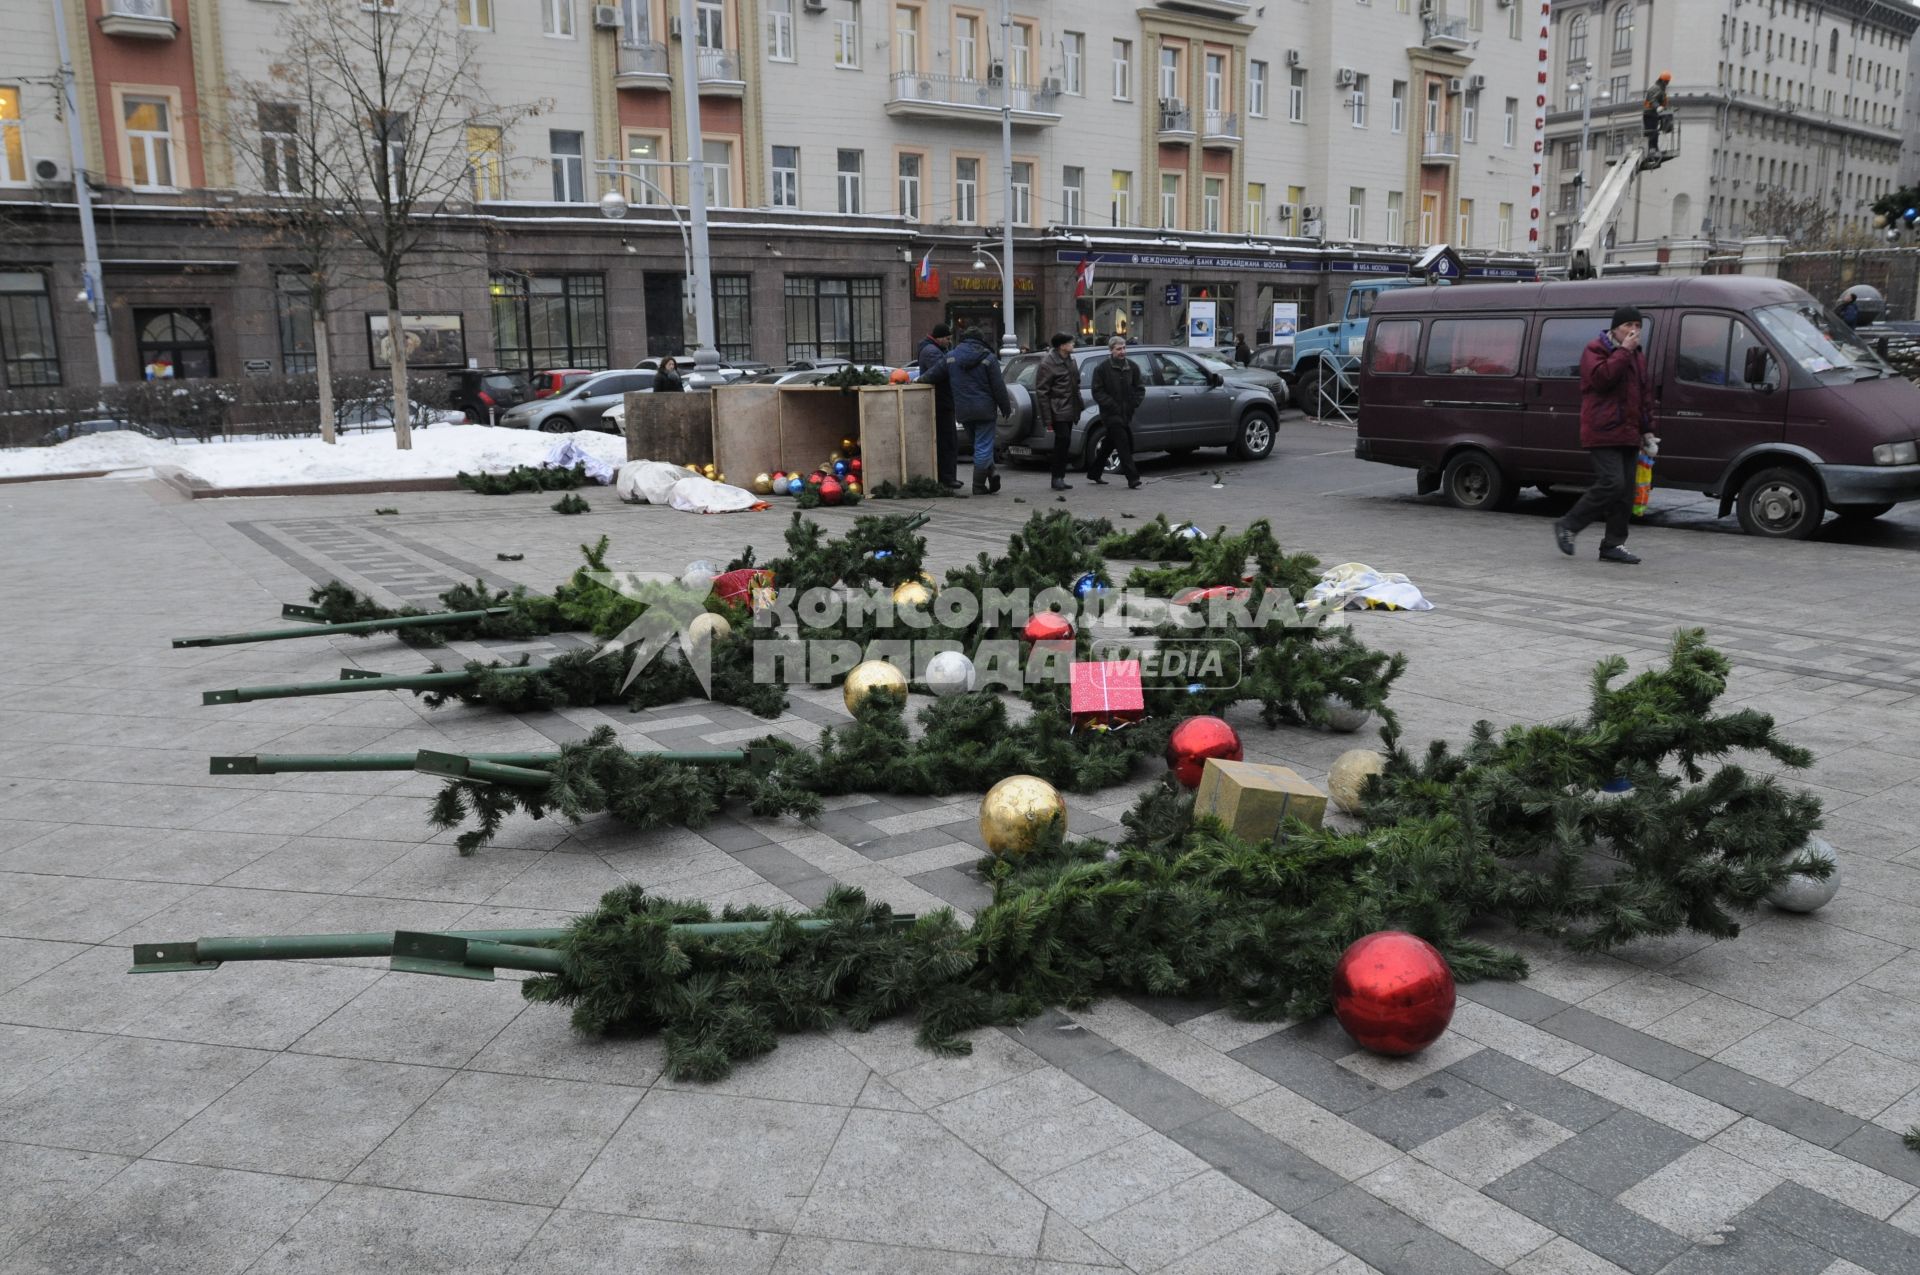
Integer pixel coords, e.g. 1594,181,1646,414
491,273,610,371
1612,4,1632,56
783,276,884,364
1567,13,1587,63
1346,187,1366,240
713,274,752,362
0,88,22,185
1462,92,1478,142
1205,52,1226,113
123,95,175,190
1427,81,1443,133
835,1,860,68
1469,0,1483,30
1284,183,1305,228
623,0,652,46
1390,80,1406,133
1063,31,1084,95
136,308,216,380
1246,181,1265,233
894,4,920,72
1249,60,1268,117
765,0,795,59
1288,68,1306,122
274,272,316,375
1159,43,1182,103
1113,38,1132,99
457,0,491,30
467,125,504,202
1111,169,1132,225
836,148,863,213
1503,96,1517,146
955,156,978,223
1564,81,1583,112
1160,172,1181,228
1202,176,1223,232
772,145,799,207
1386,190,1404,243
1350,74,1368,127
374,111,408,202
259,103,301,194
1497,201,1513,249
550,130,584,202
543,0,573,38
702,138,733,206
1010,20,1033,85
897,151,922,219
696,0,725,51
1009,160,1032,225
954,14,979,78
0,271,60,387
623,131,664,204
1457,198,1473,244
1062,165,1084,223
1509,0,1522,39
1609,75,1630,107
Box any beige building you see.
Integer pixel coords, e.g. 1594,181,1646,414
1,0,1539,390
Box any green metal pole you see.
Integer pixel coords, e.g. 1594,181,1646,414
415,752,555,787
210,749,752,776
201,665,541,706
172,607,512,649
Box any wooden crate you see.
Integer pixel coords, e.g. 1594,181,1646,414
709,384,937,483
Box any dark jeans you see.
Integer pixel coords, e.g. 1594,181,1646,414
1045,420,1071,480
934,410,957,484
1089,418,1138,482
1559,445,1637,548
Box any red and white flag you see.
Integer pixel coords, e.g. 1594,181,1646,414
1073,256,1097,298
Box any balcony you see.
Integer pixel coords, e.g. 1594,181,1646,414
1202,110,1240,144
1159,103,1195,139
697,47,745,94
1154,0,1253,17
99,0,176,39
616,40,670,88
1423,130,1460,161
1422,17,1472,52
886,73,1062,126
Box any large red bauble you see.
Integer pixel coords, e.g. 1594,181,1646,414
1022,612,1074,643
819,477,844,506
1165,715,1242,788
1331,931,1456,1056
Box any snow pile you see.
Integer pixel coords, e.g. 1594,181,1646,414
0,426,629,490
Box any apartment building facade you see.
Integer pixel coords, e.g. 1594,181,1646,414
0,0,1539,392
1542,0,1915,258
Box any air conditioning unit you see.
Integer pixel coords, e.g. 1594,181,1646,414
1447,77,1465,95
1276,205,1295,220
1335,67,1357,87
989,59,1005,82
591,4,621,29
1286,49,1303,67
1042,76,1062,95
668,15,681,38
30,156,68,185
1301,205,1321,220
802,0,827,11
1468,74,1487,91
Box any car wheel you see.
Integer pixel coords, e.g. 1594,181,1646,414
1231,411,1277,461
1833,502,1893,522
538,416,571,434
1441,449,1512,511
1735,465,1824,538
1082,427,1123,473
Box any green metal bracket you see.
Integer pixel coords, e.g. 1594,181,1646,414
390,931,498,980
339,667,388,680
414,751,554,787
129,942,223,973
280,603,327,621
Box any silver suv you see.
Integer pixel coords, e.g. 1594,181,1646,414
498,369,658,433
1002,346,1279,468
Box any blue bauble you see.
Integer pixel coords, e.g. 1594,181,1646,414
833,460,850,478
787,476,805,495
1072,572,1104,598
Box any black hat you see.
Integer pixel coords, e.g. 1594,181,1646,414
930,323,952,338
1048,331,1074,349
1611,305,1644,330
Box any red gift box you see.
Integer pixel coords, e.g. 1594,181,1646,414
1071,659,1145,729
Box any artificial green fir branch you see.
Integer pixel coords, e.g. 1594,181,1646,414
458,463,592,494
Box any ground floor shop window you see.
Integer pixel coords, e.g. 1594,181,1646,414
783,276,883,364
1247,284,1314,344
0,270,61,387
1076,279,1145,344
1181,282,1234,345
275,273,317,374
136,308,216,380
491,273,609,370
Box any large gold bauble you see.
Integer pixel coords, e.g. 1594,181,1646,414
979,775,1068,856
842,659,909,713
686,612,732,645
1328,749,1388,814
892,580,934,608
750,473,774,495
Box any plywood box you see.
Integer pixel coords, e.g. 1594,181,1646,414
625,384,938,482
1194,759,1328,840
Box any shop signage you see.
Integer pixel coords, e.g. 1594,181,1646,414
1164,284,1183,306
949,274,1036,293
1056,249,1534,281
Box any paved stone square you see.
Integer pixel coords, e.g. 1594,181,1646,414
2,420,1918,1274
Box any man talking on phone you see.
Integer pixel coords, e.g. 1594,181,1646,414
1555,306,1657,565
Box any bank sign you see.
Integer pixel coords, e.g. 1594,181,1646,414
1055,250,1535,281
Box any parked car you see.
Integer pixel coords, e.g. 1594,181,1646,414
1001,345,1279,468
37,417,142,446
497,369,658,432
1352,275,1920,538
632,356,767,383
530,369,597,399
334,400,467,431
1246,344,1296,383
447,368,533,422
1195,354,1291,410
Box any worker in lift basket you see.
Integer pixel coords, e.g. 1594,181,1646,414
1642,72,1672,156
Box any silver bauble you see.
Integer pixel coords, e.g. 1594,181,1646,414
924,650,977,697
682,559,721,591
1767,837,1839,913
1322,699,1373,734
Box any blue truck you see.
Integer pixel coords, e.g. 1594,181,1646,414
1288,278,1423,410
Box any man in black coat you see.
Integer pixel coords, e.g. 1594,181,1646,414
916,323,962,489
1088,336,1144,488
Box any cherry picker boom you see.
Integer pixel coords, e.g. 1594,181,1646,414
1566,80,1678,281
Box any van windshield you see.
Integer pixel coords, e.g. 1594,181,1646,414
1751,303,1891,382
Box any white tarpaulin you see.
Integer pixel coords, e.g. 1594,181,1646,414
545,438,615,484
1307,562,1434,612
667,474,759,514
617,460,693,504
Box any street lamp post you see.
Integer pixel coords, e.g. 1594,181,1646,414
675,0,719,376
48,0,115,384
996,0,1018,357
1576,60,1594,219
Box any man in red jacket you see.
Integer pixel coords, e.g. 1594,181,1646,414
1555,306,1656,564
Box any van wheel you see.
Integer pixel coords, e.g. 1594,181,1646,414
1833,502,1893,522
1441,450,1512,511
1736,466,1824,538
1231,411,1277,460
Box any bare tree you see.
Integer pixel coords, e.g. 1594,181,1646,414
260,0,542,448
1746,187,1836,247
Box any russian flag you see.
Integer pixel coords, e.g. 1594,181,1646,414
918,249,934,282
1074,255,1097,298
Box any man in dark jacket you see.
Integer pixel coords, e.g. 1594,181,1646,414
1088,336,1144,488
922,329,1012,494
1555,306,1656,564
1034,332,1082,492
916,323,962,489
